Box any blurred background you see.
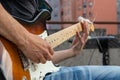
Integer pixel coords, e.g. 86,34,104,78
45,0,120,66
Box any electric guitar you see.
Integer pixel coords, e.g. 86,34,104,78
0,18,94,80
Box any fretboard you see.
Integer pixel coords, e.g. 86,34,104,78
45,22,94,48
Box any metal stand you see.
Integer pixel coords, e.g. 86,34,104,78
97,38,110,65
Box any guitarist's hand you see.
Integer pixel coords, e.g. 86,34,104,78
0,4,54,64
18,33,54,64
52,21,90,64
71,21,89,56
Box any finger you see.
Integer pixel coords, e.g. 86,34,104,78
30,57,41,63
73,32,84,49
41,46,53,61
76,33,86,47
44,51,53,61
82,22,89,33
80,21,84,31
72,32,81,46
76,32,84,43
72,33,78,46
82,22,89,41
48,46,54,55
40,56,47,64
36,52,47,64
80,21,88,39
76,32,81,39
81,20,89,34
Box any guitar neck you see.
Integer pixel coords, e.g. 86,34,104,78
45,22,94,48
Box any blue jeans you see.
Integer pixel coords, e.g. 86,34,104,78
44,66,120,80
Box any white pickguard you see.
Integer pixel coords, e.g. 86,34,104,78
29,61,60,80
29,31,60,80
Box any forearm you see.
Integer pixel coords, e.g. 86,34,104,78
0,4,30,47
52,48,75,64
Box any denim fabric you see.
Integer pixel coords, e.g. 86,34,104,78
44,66,120,80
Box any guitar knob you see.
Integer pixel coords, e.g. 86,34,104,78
39,76,44,80
31,64,38,72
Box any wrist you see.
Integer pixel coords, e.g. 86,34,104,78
15,29,31,49
67,48,77,57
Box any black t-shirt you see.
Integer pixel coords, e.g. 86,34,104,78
0,0,39,22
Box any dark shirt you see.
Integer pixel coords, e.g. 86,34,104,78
0,0,38,21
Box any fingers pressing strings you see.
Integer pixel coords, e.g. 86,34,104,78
80,21,90,43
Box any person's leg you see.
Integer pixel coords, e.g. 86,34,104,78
88,66,120,80
44,66,120,80
44,66,89,80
